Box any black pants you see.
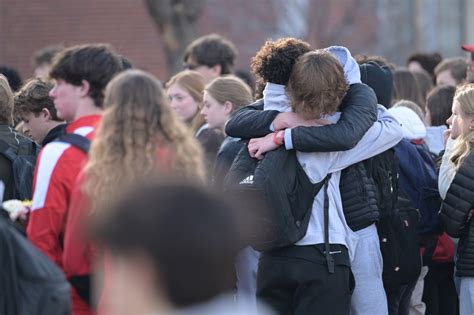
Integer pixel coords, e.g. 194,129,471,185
385,280,416,315
257,244,354,315
422,263,458,315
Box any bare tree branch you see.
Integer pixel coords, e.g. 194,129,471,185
144,0,205,75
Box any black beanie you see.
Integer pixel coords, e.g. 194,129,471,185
359,62,393,107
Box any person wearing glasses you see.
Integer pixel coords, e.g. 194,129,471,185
183,33,238,83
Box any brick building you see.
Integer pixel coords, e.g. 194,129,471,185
0,0,472,82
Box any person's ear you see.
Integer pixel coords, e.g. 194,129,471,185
41,108,52,120
211,64,222,76
79,80,91,98
223,101,233,115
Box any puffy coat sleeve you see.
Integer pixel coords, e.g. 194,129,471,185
291,83,378,152
440,151,474,238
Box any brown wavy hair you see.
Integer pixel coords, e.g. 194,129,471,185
288,50,349,120
0,75,14,125
14,78,60,120
165,70,206,133
84,69,206,211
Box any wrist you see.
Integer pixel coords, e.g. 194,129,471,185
272,130,285,146
273,113,287,130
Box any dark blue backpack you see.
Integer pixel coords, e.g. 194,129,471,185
394,138,442,236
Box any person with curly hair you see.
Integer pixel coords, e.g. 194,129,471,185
227,39,403,314
62,69,206,314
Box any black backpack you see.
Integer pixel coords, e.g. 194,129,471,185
0,212,71,315
378,193,422,288
0,137,40,201
224,143,328,251
367,149,422,288
56,133,91,154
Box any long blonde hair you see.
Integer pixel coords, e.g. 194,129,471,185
165,70,206,134
450,84,474,168
84,69,206,211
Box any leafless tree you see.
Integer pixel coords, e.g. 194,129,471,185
144,0,206,75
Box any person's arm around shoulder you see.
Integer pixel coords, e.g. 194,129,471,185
329,105,403,172
225,100,281,139
289,83,378,152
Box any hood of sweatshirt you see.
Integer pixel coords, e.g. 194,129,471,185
325,46,361,85
264,46,360,112
360,61,394,108
263,82,291,112
388,106,427,140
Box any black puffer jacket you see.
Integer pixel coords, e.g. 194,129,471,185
440,150,474,277
225,83,379,231
339,162,379,231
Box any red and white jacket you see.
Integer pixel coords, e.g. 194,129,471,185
27,114,101,315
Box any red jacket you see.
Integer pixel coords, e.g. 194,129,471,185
27,114,101,315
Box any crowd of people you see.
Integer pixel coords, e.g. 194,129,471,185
0,33,473,315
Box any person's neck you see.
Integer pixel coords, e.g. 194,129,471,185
72,99,102,122
46,120,64,130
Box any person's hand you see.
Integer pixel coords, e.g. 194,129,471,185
3,199,30,222
248,133,279,160
9,206,29,222
273,112,332,129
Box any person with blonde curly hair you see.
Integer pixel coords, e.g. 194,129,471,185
439,84,474,314
62,69,206,314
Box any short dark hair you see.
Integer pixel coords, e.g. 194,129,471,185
0,65,22,92
49,44,123,107
434,57,467,84
32,45,64,67
407,52,442,77
288,50,349,120
14,78,60,121
426,85,456,127
91,180,243,307
184,34,237,75
355,54,395,71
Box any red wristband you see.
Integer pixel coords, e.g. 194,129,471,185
272,131,284,146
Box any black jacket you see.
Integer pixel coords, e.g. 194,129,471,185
225,83,380,230
440,150,474,277
41,123,67,146
0,125,37,200
226,83,378,152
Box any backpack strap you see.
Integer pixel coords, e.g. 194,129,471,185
57,134,91,154
323,174,335,274
0,138,19,162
